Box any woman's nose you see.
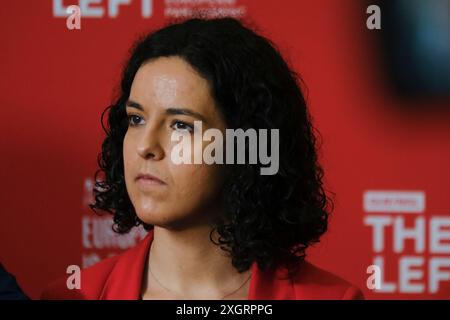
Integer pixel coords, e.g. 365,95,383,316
136,126,165,160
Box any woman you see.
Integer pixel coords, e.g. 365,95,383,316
42,17,363,300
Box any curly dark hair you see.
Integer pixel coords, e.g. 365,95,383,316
90,17,333,279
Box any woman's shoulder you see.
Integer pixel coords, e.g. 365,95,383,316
252,259,364,300
40,231,154,300
289,260,364,300
41,232,154,300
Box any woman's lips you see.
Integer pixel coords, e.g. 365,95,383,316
135,173,166,187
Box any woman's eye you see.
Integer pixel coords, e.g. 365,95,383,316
171,120,194,132
127,115,144,127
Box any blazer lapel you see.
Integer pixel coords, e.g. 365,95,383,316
99,230,154,299
248,260,296,300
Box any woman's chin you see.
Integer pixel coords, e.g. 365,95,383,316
136,210,181,228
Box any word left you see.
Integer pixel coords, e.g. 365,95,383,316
53,0,153,18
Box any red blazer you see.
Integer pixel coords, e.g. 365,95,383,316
41,229,364,300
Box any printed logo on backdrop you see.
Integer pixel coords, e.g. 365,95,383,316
364,190,450,295
163,0,246,19
82,177,148,268
53,0,247,20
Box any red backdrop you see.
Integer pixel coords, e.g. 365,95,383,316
1,0,449,300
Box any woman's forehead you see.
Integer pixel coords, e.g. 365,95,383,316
129,57,220,122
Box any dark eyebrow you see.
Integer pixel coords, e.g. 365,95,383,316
165,107,207,123
126,99,144,111
126,99,207,123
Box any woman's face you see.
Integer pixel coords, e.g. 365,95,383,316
123,56,227,230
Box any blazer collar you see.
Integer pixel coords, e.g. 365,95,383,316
100,229,296,300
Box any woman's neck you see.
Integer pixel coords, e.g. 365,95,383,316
142,225,251,299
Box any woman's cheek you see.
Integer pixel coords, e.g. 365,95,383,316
175,163,223,203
